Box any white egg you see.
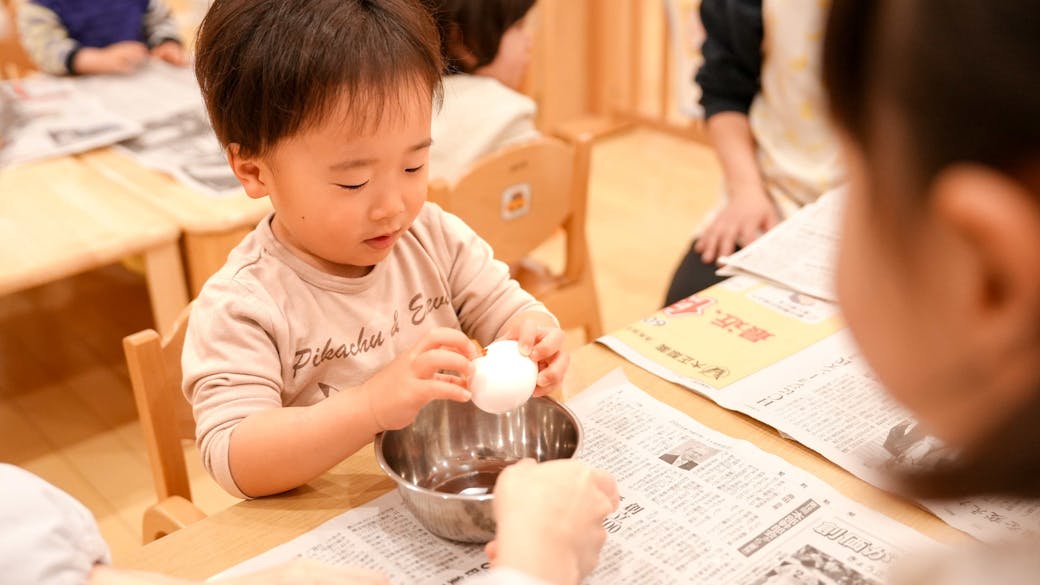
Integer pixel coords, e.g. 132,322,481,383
469,340,537,414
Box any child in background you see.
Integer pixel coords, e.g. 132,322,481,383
426,0,540,182
185,0,568,500
17,0,186,75
823,1,1040,583
665,0,843,304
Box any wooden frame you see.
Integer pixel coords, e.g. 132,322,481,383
124,303,207,542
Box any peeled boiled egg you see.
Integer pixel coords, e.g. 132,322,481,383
469,340,537,414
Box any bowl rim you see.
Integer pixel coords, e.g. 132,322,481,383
373,396,584,502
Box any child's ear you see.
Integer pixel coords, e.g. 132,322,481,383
226,143,270,200
930,164,1040,355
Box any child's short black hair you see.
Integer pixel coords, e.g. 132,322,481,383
195,0,443,158
823,0,1040,499
823,0,1040,205
426,0,535,73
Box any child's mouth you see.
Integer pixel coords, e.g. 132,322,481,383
364,233,396,250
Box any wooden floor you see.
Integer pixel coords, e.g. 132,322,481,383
0,127,722,563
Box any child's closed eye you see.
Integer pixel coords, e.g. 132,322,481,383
334,181,369,190
405,165,424,174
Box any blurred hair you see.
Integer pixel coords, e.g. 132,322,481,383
425,0,535,73
823,0,1040,499
195,0,443,158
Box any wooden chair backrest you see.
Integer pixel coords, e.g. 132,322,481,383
123,303,195,504
428,134,591,277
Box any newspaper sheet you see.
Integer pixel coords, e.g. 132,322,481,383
0,76,140,167
600,295,1040,543
70,62,241,196
714,331,1040,543
214,371,938,585
598,276,844,397
718,189,845,302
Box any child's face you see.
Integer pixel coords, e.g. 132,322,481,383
837,129,1040,449
837,139,975,446
238,86,433,277
483,14,535,90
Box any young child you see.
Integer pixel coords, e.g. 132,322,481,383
17,0,186,75
426,0,540,182
823,1,1040,582
184,0,568,500
665,0,844,304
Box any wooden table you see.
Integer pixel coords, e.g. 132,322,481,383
79,148,272,296
0,156,188,334
123,342,964,579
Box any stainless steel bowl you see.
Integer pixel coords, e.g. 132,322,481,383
374,396,582,543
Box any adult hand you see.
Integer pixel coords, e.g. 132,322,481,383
487,459,619,585
694,185,779,264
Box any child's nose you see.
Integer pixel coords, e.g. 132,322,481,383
370,189,406,222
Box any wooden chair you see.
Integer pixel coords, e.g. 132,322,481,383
428,123,604,340
123,302,207,543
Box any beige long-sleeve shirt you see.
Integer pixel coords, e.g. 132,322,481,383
182,203,551,497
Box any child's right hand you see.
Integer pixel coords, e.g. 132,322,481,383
365,327,477,431
73,41,149,75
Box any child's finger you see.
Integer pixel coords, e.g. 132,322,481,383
412,348,474,380
424,380,472,403
528,327,565,362
516,319,539,356
432,372,468,386
535,350,569,390
417,327,479,358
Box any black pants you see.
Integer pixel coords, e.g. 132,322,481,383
663,241,740,306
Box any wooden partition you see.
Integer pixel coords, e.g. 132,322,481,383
530,0,707,143
0,0,35,77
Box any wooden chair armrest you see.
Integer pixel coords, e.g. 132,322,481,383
142,496,207,543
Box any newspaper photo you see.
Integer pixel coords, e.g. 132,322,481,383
213,371,938,584
718,188,845,302
70,62,241,196
0,76,140,167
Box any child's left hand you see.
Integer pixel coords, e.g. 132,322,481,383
499,312,569,396
151,41,187,67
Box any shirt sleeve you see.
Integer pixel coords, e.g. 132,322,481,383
426,205,556,346
695,0,764,118
17,2,80,75
143,0,182,48
0,464,111,585
181,277,285,499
